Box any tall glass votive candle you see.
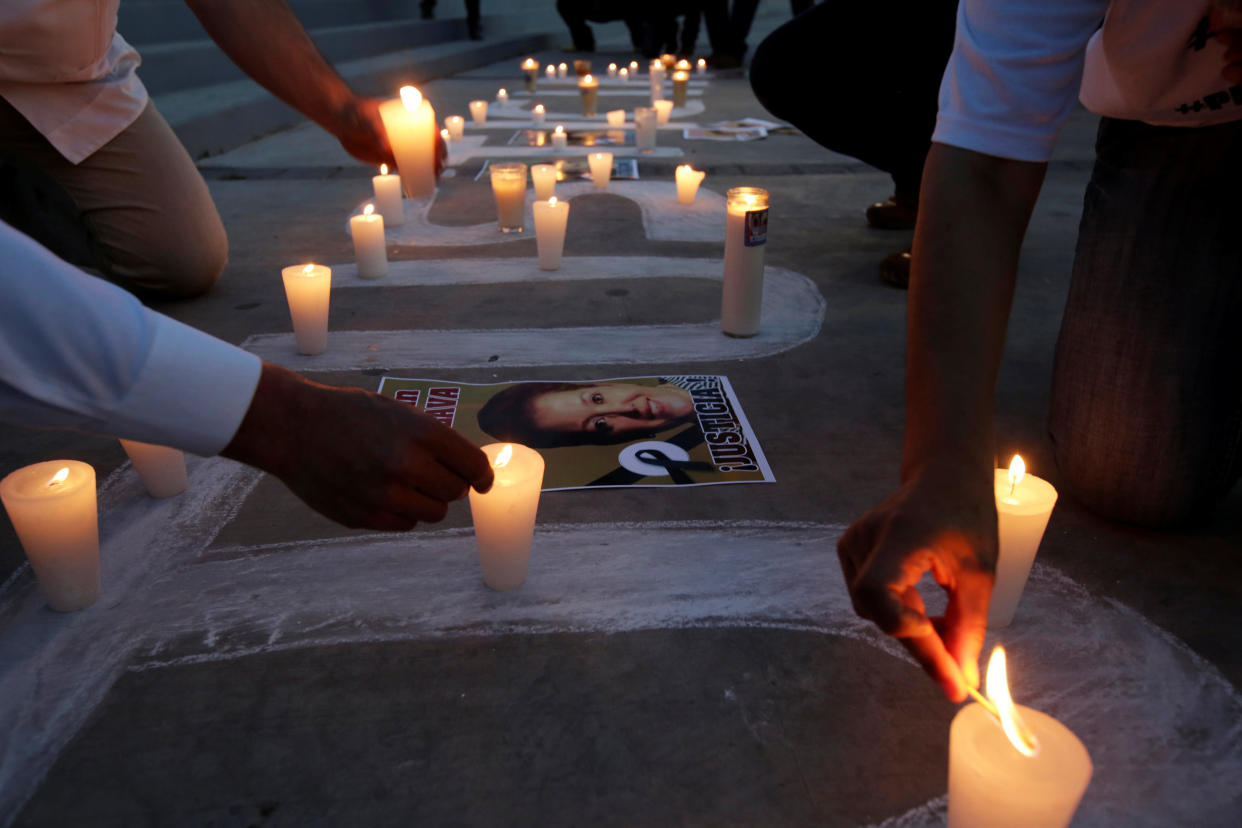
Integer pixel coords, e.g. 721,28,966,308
578,74,599,116
490,162,528,233
721,187,769,337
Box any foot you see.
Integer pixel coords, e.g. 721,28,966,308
865,193,918,230
879,247,912,289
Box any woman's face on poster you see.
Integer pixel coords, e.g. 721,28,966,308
529,383,693,438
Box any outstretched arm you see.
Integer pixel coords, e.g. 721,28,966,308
183,0,394,166
837,143,1046,700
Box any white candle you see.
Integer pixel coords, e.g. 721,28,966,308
496,87,509,104
545,63,556,79
551,124,567,150
282,263,331,354
557,62,568,78
0,460,99,611
445,114,465,141
672,70,689,107
675,164,706,204
349,203,388,279
522,57,539,92
489,162,527,233
531,104,546,125
533,195,570,270
468,99,488,126
650,72,664,103
469,443,544,591
606,108,626,128
531,163,557,201
675,59,692,73
629,60,639,74
697,57,707,74
607,62,617,77
991,455,1058,627
619,67,630,82
378,86,436,200
654,99,673,125
588,152,613,190
722,187,769,337
634,106,657,152
372,163,404,227
949,647,1092,828
440,128,450,145
578,73,599,116
120,439,187,498
659,53,676,70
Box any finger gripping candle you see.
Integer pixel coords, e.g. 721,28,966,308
721,187,769,337
1,460,100,611
469,444,545,590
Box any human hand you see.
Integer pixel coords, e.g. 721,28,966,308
223,364,493,530
334,96,448,177
837,463,995,701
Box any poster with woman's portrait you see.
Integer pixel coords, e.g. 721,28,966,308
377,375,774,491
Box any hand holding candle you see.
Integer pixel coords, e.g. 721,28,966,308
1,460,99,611
378,86,436,200
469,443,544,591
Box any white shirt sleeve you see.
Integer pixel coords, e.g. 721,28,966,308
933,0,1110,162
0,221,262,456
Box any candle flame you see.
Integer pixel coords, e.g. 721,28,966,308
441,128,450,140
303,264,315,275
494,444,514,469
363,203,375,217
678,164,691,173
379,163,388,175
47,467,69,487
498,88,507,96
698,58,707,68
619,68,628,77
985,646,1040,757
676,59,691,71
400,85,422,112
630,61,639,70
549,196,558,206
582,74,594,84
558,63,567,71
523,58,537,69
1008,454,1026,496
609,62,617,71
554,125,565,135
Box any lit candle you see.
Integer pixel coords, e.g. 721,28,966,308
649,64,665,103
578,73,599,116
557,62,568,79
991,455,1059,628
468,99,488,126
619,66,629,82
949,646,1092,828
489,162,528,234
697,57,707,74
629,60,639,74
0,460,99,611
545,63,556,79
607,62,617,77
573,59,591,77
588,152,613,190
120,439,187,498
533,195,570,271
531,103,546,125
654,99,673,125
378,86,437,200
606,108,626,128
468,443,544,591
721,187,769,337
445,114,465,141
372,163,404,226
675,164,706,204
522,57,539,93
672,70,689,107
659,53,676,70
281,263,331,354
496,87,509,105
349,203,388,279
634,106,657,152
551,124,567,150
531,163,557,201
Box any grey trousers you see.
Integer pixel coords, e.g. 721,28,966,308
0,97,226,298
1049,116,1242,527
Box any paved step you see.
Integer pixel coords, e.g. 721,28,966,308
157,30,556,159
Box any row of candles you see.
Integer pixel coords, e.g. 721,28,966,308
1,67,1091,823
521,55,706,88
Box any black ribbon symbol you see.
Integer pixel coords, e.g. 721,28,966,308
633,449,714,484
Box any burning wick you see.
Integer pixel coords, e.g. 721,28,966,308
400,85,422,112
493,444,513,469
1007,454,1025,501
46,467,69,489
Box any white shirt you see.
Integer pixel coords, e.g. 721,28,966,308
934,0,1238,162
0,221,261,456
0,0,148,164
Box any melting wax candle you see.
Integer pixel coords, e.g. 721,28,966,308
378,86,436,199
675,165,706,204
349,203,387,279
282,263,331,354
469,443,544,590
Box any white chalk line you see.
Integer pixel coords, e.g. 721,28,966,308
479,98,706,122
446,135,683,165
240,257,825,371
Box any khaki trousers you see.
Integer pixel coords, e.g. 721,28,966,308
0,97,226,298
